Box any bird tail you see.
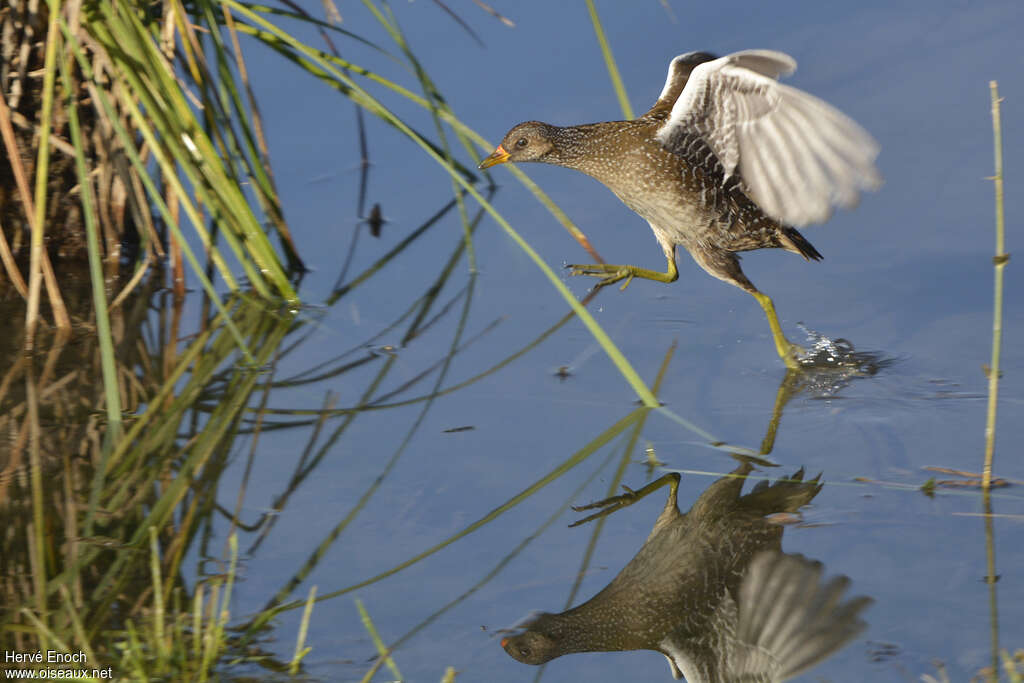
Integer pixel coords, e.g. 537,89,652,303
736,552,872,681
741,467,823,514
779,227,824,261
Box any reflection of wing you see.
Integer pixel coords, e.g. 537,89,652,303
658,637,715,681
655,50,881,227
658,588,737,681
730,552,873,681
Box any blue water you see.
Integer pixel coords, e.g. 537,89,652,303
212,1,1024,680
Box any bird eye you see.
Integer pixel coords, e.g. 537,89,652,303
515,137,528,149
519,647,531,657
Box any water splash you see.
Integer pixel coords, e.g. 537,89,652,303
791,324,894,397
795,324,885,370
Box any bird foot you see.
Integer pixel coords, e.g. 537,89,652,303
782,342,808,370
569,474,681,528
566,263,634,290
569,485,643,527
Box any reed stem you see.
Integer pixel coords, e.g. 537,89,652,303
982,81,1006,489
584,0,633,119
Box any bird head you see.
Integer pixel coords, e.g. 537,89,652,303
479,121,557,168
501,628,560,665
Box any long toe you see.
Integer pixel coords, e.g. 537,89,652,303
567,264,628,286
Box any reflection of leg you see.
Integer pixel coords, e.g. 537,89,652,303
570,473,680,528
751,291,805,370
759,369,802,455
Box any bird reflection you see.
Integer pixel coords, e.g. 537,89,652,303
501,460,872,681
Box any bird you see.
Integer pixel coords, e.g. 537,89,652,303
500,461,872,681
479,50,881,369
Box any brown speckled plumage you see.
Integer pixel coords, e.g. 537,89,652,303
501,463,872,682
480,50,880,368
503,117,820,294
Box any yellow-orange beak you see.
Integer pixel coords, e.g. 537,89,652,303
479,145,510,170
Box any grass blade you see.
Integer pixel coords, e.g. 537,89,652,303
584,0,633,119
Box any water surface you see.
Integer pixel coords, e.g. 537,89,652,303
213,1,1024,680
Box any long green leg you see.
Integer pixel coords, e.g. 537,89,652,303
570,252,806,370
568,255,679,290
751,291,806,370
569,473,681,528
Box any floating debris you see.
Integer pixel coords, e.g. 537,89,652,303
443,425,476,434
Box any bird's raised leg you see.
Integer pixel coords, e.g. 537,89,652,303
570,473,680,528
568,253,679,291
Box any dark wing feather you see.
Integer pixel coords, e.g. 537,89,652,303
642,51,719,119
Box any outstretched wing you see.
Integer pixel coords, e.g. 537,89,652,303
655,50,881,227
643,51,719,118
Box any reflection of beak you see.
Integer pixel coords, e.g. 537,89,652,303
500,637,509,648
479,145,510,170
